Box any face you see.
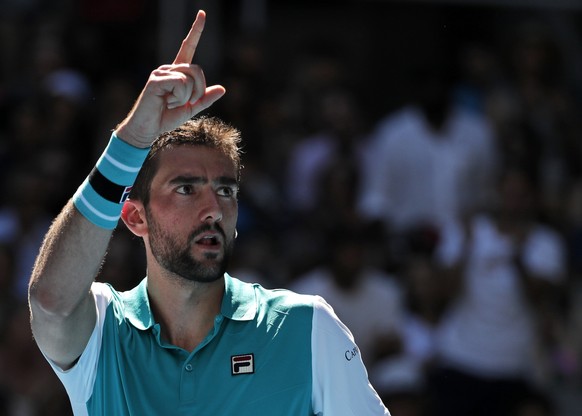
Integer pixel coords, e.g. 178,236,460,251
144,145,239,283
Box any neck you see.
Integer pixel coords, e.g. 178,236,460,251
146,267,225,351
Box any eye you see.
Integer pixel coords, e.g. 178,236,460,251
217,186,238,198
176,184,194,195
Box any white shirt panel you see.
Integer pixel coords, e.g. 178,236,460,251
45,282,113,415
311,296,390,415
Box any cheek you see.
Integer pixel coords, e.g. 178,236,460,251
229,201,239,224
153,209,179,228
222,203,238,234
148,204,190,236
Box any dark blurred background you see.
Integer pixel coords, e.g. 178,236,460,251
1,0,582,414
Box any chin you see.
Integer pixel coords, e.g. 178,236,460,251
183,259,228,284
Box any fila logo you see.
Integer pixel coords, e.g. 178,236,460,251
231,354,254,375
120,186,132,203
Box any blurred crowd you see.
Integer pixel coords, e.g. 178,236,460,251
1,0,582,415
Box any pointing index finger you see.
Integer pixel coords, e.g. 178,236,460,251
173,10,206,65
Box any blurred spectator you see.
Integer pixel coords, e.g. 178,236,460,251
288,225,404,367
428,166,567,416
283,141,388,281
500,20,582,227
255,40,349,182
285,86,367,214
399,252,449,371
371,235,447,416
453,41,507,115
358,47,500,257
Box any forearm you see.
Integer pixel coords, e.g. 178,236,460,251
29,200,112,317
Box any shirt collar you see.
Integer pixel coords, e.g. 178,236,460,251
122,278,154,330
122,273,257,330
221,273,257,321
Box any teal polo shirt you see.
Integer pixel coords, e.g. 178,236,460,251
46,274,390,415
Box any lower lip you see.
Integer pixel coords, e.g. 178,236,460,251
195,242,222,252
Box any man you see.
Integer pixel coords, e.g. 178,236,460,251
27,10,389,416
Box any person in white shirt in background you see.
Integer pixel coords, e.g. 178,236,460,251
429,165,566,416
357,50,499,252
289,225,404,368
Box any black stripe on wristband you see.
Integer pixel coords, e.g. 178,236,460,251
88,167,133,204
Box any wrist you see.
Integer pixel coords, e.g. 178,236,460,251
114,123,156,149
73,133,150,229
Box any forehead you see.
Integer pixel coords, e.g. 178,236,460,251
153,145,237,182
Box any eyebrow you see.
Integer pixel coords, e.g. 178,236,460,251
169,175,238,188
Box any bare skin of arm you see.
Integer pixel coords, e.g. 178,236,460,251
28,204,110,368
28,10,225,369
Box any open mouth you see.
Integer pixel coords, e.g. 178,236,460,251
195,235,221,248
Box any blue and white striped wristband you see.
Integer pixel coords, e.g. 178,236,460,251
73,133,150,229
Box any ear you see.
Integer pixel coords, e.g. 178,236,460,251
121,199,148,237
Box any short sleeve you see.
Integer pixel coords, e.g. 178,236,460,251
311,296,390,415
44,282,114,409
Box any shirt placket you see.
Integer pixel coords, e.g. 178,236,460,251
179,315,225,405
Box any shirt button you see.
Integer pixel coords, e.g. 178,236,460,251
185,364,193,372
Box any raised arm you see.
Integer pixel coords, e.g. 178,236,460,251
28,10,225,369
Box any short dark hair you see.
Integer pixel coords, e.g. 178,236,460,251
130,116,242,206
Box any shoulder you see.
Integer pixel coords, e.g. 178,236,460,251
91,279,153,329
371,106,421,143
254,284,320,313
252,283,345,329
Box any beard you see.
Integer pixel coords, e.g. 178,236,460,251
146,212,234,284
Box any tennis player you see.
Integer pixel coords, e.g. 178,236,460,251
28,10,390,416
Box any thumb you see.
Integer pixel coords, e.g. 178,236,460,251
188,85,226,115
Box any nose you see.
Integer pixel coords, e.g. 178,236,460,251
198,188,223,223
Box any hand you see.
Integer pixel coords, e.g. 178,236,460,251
115,10,225,147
